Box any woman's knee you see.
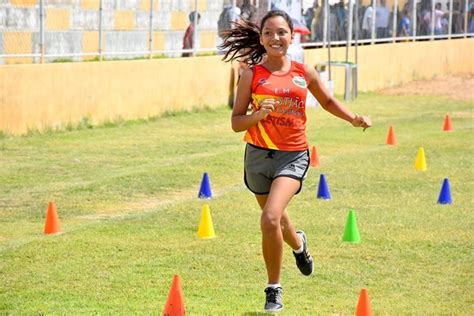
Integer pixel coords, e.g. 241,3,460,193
260,210,281,232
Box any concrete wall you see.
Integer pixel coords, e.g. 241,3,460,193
0,55,230,134
0,38,473,135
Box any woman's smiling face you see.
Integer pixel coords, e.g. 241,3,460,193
260,16,294,58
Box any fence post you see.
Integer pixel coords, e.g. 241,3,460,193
464,0,468,38
371,0,377,44
322,0,327,48
412,0,417,41
192,0,199,57
345,0,353,62
430,0,435,39
392,0,398,42
149,0,154,59
39,0,45,63
99,0,103,61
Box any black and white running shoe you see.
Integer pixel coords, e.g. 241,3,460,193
293,230,314,276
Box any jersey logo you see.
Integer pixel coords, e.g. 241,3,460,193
292,76,307,88
257,78,270,87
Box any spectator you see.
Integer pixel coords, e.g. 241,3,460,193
182,11,200,57
240,0,257,23
434,3,445,35
452,2,463,34
441,4,450,34
328,4,338,41
398,8,411,37
354,0,367,39
217,1,242,53
423,3,445,35
419,0,431,35
304,2,316,29
362,0,375,39
376,0,390,38
335,0,347,40
468,2,474,33
311,0,324,42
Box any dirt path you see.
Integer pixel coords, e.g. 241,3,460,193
379,75,474,101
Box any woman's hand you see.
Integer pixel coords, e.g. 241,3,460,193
255,98,276,120
351,114,372,131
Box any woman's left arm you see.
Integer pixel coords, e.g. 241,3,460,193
304,64,371,129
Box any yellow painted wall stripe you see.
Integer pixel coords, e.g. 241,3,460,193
11,0,37,7
199,31,216,49
140,0,159,11
153,32,165,51
80,0,100,10
171,11,187,31
46,8,71,31
4,32,32,54
114,10,135,30
82,31,99,60
3,32,33,64
197,0,207,11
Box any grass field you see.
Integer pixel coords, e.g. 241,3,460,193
0,91,473,314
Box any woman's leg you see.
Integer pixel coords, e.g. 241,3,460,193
255,177,301,284
256,194,302,251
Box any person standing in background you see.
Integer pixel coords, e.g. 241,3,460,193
398,8,411,37
375,0,390,38
182,11,200,57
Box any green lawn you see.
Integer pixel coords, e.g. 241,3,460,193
0,92,472,314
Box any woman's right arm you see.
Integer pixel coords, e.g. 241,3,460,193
231,68,273,132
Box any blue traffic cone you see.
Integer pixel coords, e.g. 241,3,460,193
198,172,212,199
317,174,331,200
437,178,452,204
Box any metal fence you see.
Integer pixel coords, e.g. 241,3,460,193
0,0,473,64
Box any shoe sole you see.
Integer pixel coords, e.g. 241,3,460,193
264,307,283,313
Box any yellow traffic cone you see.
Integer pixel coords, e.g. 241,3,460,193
415,147,427,171
197,204,216,239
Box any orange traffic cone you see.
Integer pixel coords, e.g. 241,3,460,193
443,114,453,132
163,275,186,316
355,288,373,316
310,145,320,167
386,126,396,145
44,201,62,235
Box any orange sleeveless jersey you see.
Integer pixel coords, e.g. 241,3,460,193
244,61,309,151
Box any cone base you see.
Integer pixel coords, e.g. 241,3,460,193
44,231,63,235
343,239,361,244
437,201,452,205
197,235,216,239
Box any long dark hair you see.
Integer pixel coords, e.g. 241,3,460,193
219,10,294,66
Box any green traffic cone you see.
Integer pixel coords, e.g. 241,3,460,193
343,209,361,243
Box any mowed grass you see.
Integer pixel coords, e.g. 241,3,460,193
0,92,472,314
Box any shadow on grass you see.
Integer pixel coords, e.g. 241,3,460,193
242,313,267,316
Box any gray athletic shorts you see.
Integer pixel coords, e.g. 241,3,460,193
244,143,310,195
